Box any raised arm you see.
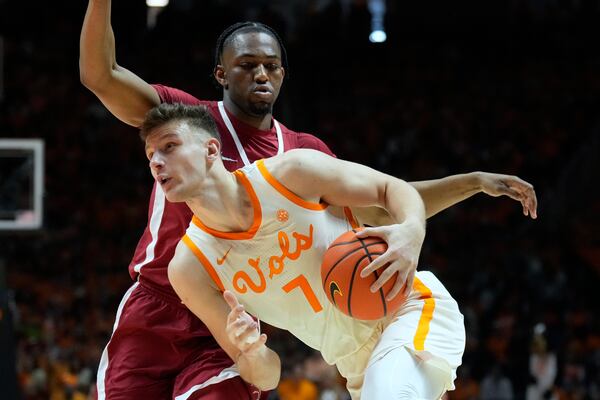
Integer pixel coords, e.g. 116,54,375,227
267,149,427,300
410,172,538,219
168,242,281,391
79,0,160,126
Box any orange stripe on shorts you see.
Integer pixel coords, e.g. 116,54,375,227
412,276,435,351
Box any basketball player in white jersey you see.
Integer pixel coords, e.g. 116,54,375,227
139,103,535,399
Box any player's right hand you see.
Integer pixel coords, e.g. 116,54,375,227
223,290,267,356
356,219,425,301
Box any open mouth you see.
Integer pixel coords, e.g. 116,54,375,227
158,176,171,187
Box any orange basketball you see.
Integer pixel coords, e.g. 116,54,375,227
321,229,407,320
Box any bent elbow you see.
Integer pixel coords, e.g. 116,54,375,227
78,59,114,93
79,67,104,92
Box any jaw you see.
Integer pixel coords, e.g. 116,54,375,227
247,100,273,117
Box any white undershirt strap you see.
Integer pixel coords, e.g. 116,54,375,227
218,101,284,166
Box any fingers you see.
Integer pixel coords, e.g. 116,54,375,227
497,177,538,220
355,226,387,239
223,290,240,310
224,291,248,327
234,319,260,343
403,269,416,298
246,334,268,353
360,254,389,278
370,264,414,301
527,186,538,219
370,263,401,293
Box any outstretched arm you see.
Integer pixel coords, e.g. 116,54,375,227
410,172,537,219
168,242,281,390
352,171,538,226
79,0,160,126
266,149,427,300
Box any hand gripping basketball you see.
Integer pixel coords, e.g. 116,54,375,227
356,223,424,299
223,290,266,354
321,224,424,320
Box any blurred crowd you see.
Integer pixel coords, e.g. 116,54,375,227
1,0,599,399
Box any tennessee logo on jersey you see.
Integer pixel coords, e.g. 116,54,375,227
276,209,289,222
232,224,314,294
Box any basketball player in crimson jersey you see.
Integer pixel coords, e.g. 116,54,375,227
79,1,537,398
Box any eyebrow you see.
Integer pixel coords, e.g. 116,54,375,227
237,53,280,60
145,133,179,151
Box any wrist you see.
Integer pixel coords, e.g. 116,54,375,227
241,342,268,359
400,217,426,240
470,171,485,192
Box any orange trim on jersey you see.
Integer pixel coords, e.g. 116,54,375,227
256,159,328,211
192,170,262,240
181,234,225,292
412,276,436,351
343,207,360,229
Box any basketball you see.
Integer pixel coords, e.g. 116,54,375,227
321,229,407,320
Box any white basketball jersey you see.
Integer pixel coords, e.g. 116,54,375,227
182,159,379,364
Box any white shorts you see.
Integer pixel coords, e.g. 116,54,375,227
336,271,466,399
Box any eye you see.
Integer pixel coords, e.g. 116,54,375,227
146,151,154,160
266,63,280,71
240,62,255,70
164,142,176,151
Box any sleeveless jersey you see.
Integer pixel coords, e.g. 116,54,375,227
128,85,335,299
182,160,378,365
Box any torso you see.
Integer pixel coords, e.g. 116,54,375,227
183,160,378,364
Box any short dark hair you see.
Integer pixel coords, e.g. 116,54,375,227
213,21,289,75
140,103,220,142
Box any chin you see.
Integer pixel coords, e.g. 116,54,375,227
249,102,272,116
164,192,185,203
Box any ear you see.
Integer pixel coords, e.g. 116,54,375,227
214,65,228,90
280,66,286,80
206,138,221,161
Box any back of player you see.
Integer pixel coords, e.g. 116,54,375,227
182,159,466,399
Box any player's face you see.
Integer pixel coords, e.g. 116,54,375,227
145,121,210,202
218,32,285,117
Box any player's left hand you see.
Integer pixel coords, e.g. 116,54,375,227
477,172,538,219
356,220,425,301
223,290,267,356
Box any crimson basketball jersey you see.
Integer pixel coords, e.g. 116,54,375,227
128,85,335,298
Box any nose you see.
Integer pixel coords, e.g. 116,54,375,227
149,153,164,171
254,64,268,83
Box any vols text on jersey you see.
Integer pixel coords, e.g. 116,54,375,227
232,224,314,294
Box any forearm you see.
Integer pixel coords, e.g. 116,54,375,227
410,172,482,218
79,0,116,88
384,179,426,232
237,345,281,391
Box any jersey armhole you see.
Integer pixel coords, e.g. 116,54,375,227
181,235,225,292
256,159,328,211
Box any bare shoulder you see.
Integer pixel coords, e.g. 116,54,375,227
264,148,332,177
261,149,336,203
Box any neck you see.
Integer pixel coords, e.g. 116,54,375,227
223,96,273,131
186,169,254,232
